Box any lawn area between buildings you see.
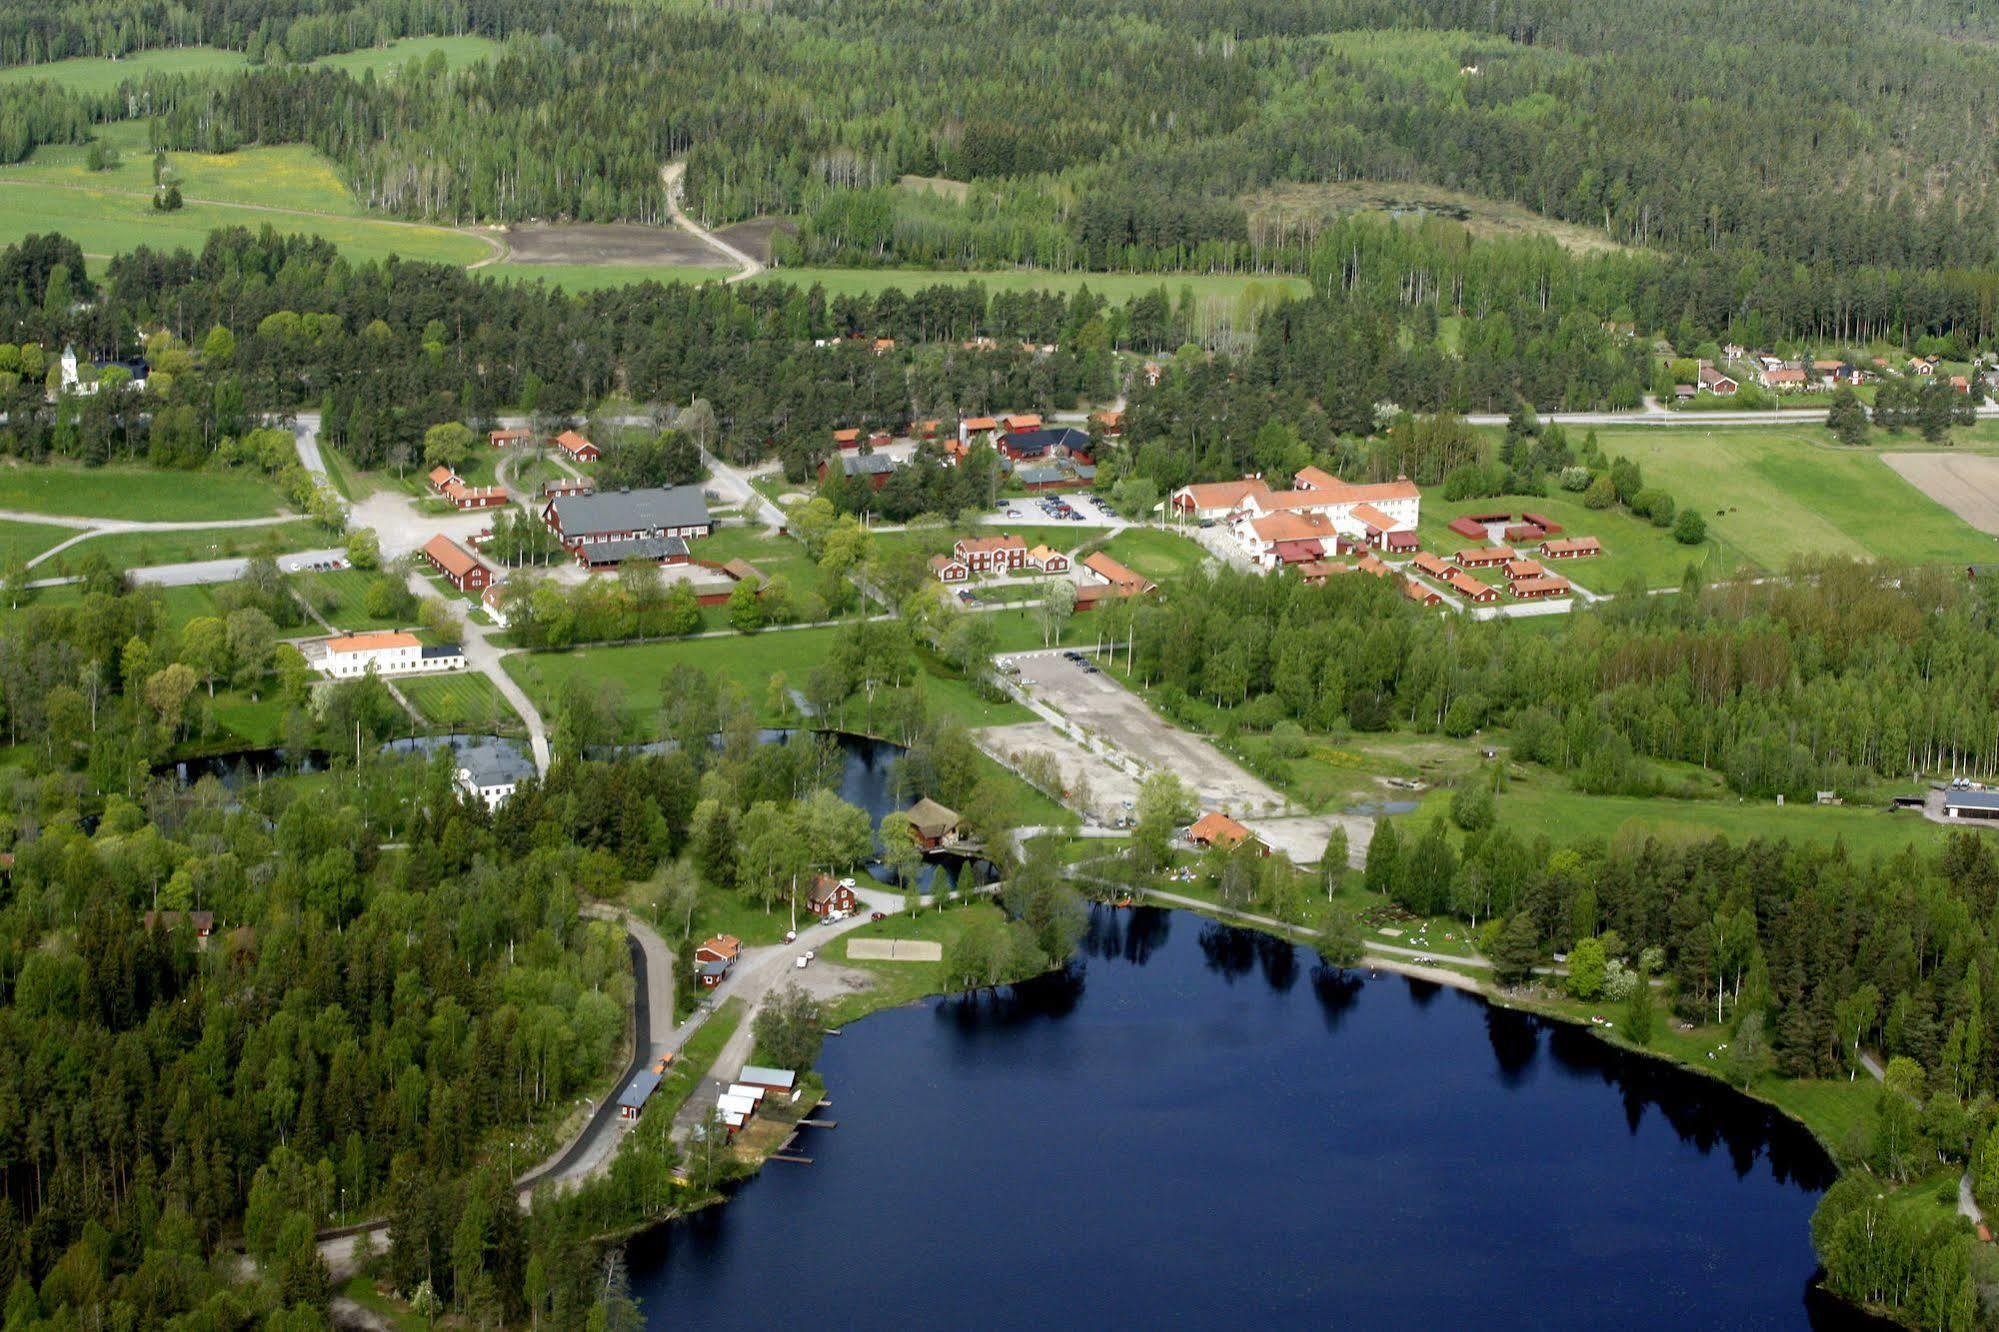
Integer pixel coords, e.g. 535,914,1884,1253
694,524,815,582
288,568,409,632
1097,527,1210,582
0,463,284,520
1583,424,1998,573
1414,490,1717,591
399,672,518,733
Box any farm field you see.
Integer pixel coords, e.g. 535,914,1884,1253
1585,425,1998,572
0,463,284,520
503,625,1031,735
1413,490,1717,591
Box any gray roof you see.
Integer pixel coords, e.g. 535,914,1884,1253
738,1064,796,1089
549,485,710,536
582,535,689,565
453,737,537,788
838,452,899,476
698,958,730,977
1945,790,1999,811
420,644,463,659
1017,466,1067,485
618,1070,662,1109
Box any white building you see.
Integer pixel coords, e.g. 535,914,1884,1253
316,632,466,679
481,583,509,628
451,737,537,810
1174,466,1420,569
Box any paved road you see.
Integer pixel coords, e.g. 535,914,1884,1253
402,569,552,772
660,161,765,284
699,443,785,530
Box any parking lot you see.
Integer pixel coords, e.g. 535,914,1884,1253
989,492,1124,527
1008,650,1288,817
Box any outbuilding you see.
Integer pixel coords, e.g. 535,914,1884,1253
618,1070,662,1120
737,1065,798,1096
421,534,492,592
1943,790,1999,822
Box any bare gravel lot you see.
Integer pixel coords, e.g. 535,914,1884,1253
1884,452,1999,535
1009,652,1287,816
500,223,730,267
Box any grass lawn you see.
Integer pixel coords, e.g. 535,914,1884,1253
0,46,248,91
1097,527,1210,583
0,463,283,520
400,672,518,732
149,582,228,628
1584,424,1997,573
0,36,502,93
335,1278,425,1332
869,524,1088,564
695,525,814,582
0,517,76,566
202,688,286,747
56,521,325,572
659,996,744,1097
686,882,797,952
1474,761,1952,860
503,624,1031,738
825,902,1008,1024
1414,489,1716,592
289,568,407,631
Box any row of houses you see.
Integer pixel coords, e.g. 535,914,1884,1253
931,534,1071,580
489,427,604,463
427,466,508,510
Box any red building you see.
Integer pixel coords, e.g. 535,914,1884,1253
553,429,601,463
421,534,493,592
808,875,859,918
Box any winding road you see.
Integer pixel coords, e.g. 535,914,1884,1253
660,162,764,284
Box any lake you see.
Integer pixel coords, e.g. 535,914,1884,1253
628,906,1876,1329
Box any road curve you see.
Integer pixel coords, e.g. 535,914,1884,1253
660,162,765,284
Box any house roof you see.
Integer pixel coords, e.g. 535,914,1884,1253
1081,551,1153,591
1189,810,1253,846
422,534,484,580
835,451,898,476
1356,554,1389,576
1412,551,1453,578
700,934,742,960
809,874,848,905
451,736,536,787
428,465,457,486
1002,426,1087,456
1175,479,1268,511
930,552,967,572
957,533,1027,555
1003,413,1043,431
1027,544,1066,563
1443,568,1493,599
1542,537,1602,556
1293,465,1342,490
962,416,999,432
1348,502,1395,530
548,485,710,536
1402,578,1440,603
1384,529,1418,550
1505,559,1546,579
721,558,766,584
585,535,689,564
554,428,596,455
327,631,420,654
1945,790,1999,811
489,427,532,442
1512,575,1572,595
1017,466,1068,486
1248,511,1337,544
1271,538,1324,564
832,427,862,443
1457,546,1516,565
906,797,960,838
739,1064,797,1089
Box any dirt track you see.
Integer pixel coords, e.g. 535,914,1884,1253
1884,452,1999,536
500,222,730,268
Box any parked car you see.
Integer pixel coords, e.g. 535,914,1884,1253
870,911,886,921
795,955,809,969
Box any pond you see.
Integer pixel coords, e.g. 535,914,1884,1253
628,907,1877,1328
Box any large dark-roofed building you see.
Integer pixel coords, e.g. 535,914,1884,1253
542,485,711,560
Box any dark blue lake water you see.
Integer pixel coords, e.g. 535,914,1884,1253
629,907,1869,1329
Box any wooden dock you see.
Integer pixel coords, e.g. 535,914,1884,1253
801,1118,837,1128
771,1153,814,1164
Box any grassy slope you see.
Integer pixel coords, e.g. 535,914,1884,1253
0,463,283,520
0,517,77,565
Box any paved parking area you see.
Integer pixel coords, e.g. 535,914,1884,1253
985,492,1125,528
1008,651,1287,816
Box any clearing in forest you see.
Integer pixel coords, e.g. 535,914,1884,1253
1243,180,1630,256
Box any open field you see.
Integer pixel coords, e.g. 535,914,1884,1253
58,521,325,572
0,36,502,92
1881,452,1999,537
1244,179,1630,256
1586,425,1999,572
1414,490,1716,591
694,525,814,582
500,222,730,268
502,625,1031,736
0,518,77,566
0,463,284,520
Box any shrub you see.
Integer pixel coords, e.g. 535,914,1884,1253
1583,474,1617,509
1672,508,1707,544
1559,465,1593,492
1449,781,1494,832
